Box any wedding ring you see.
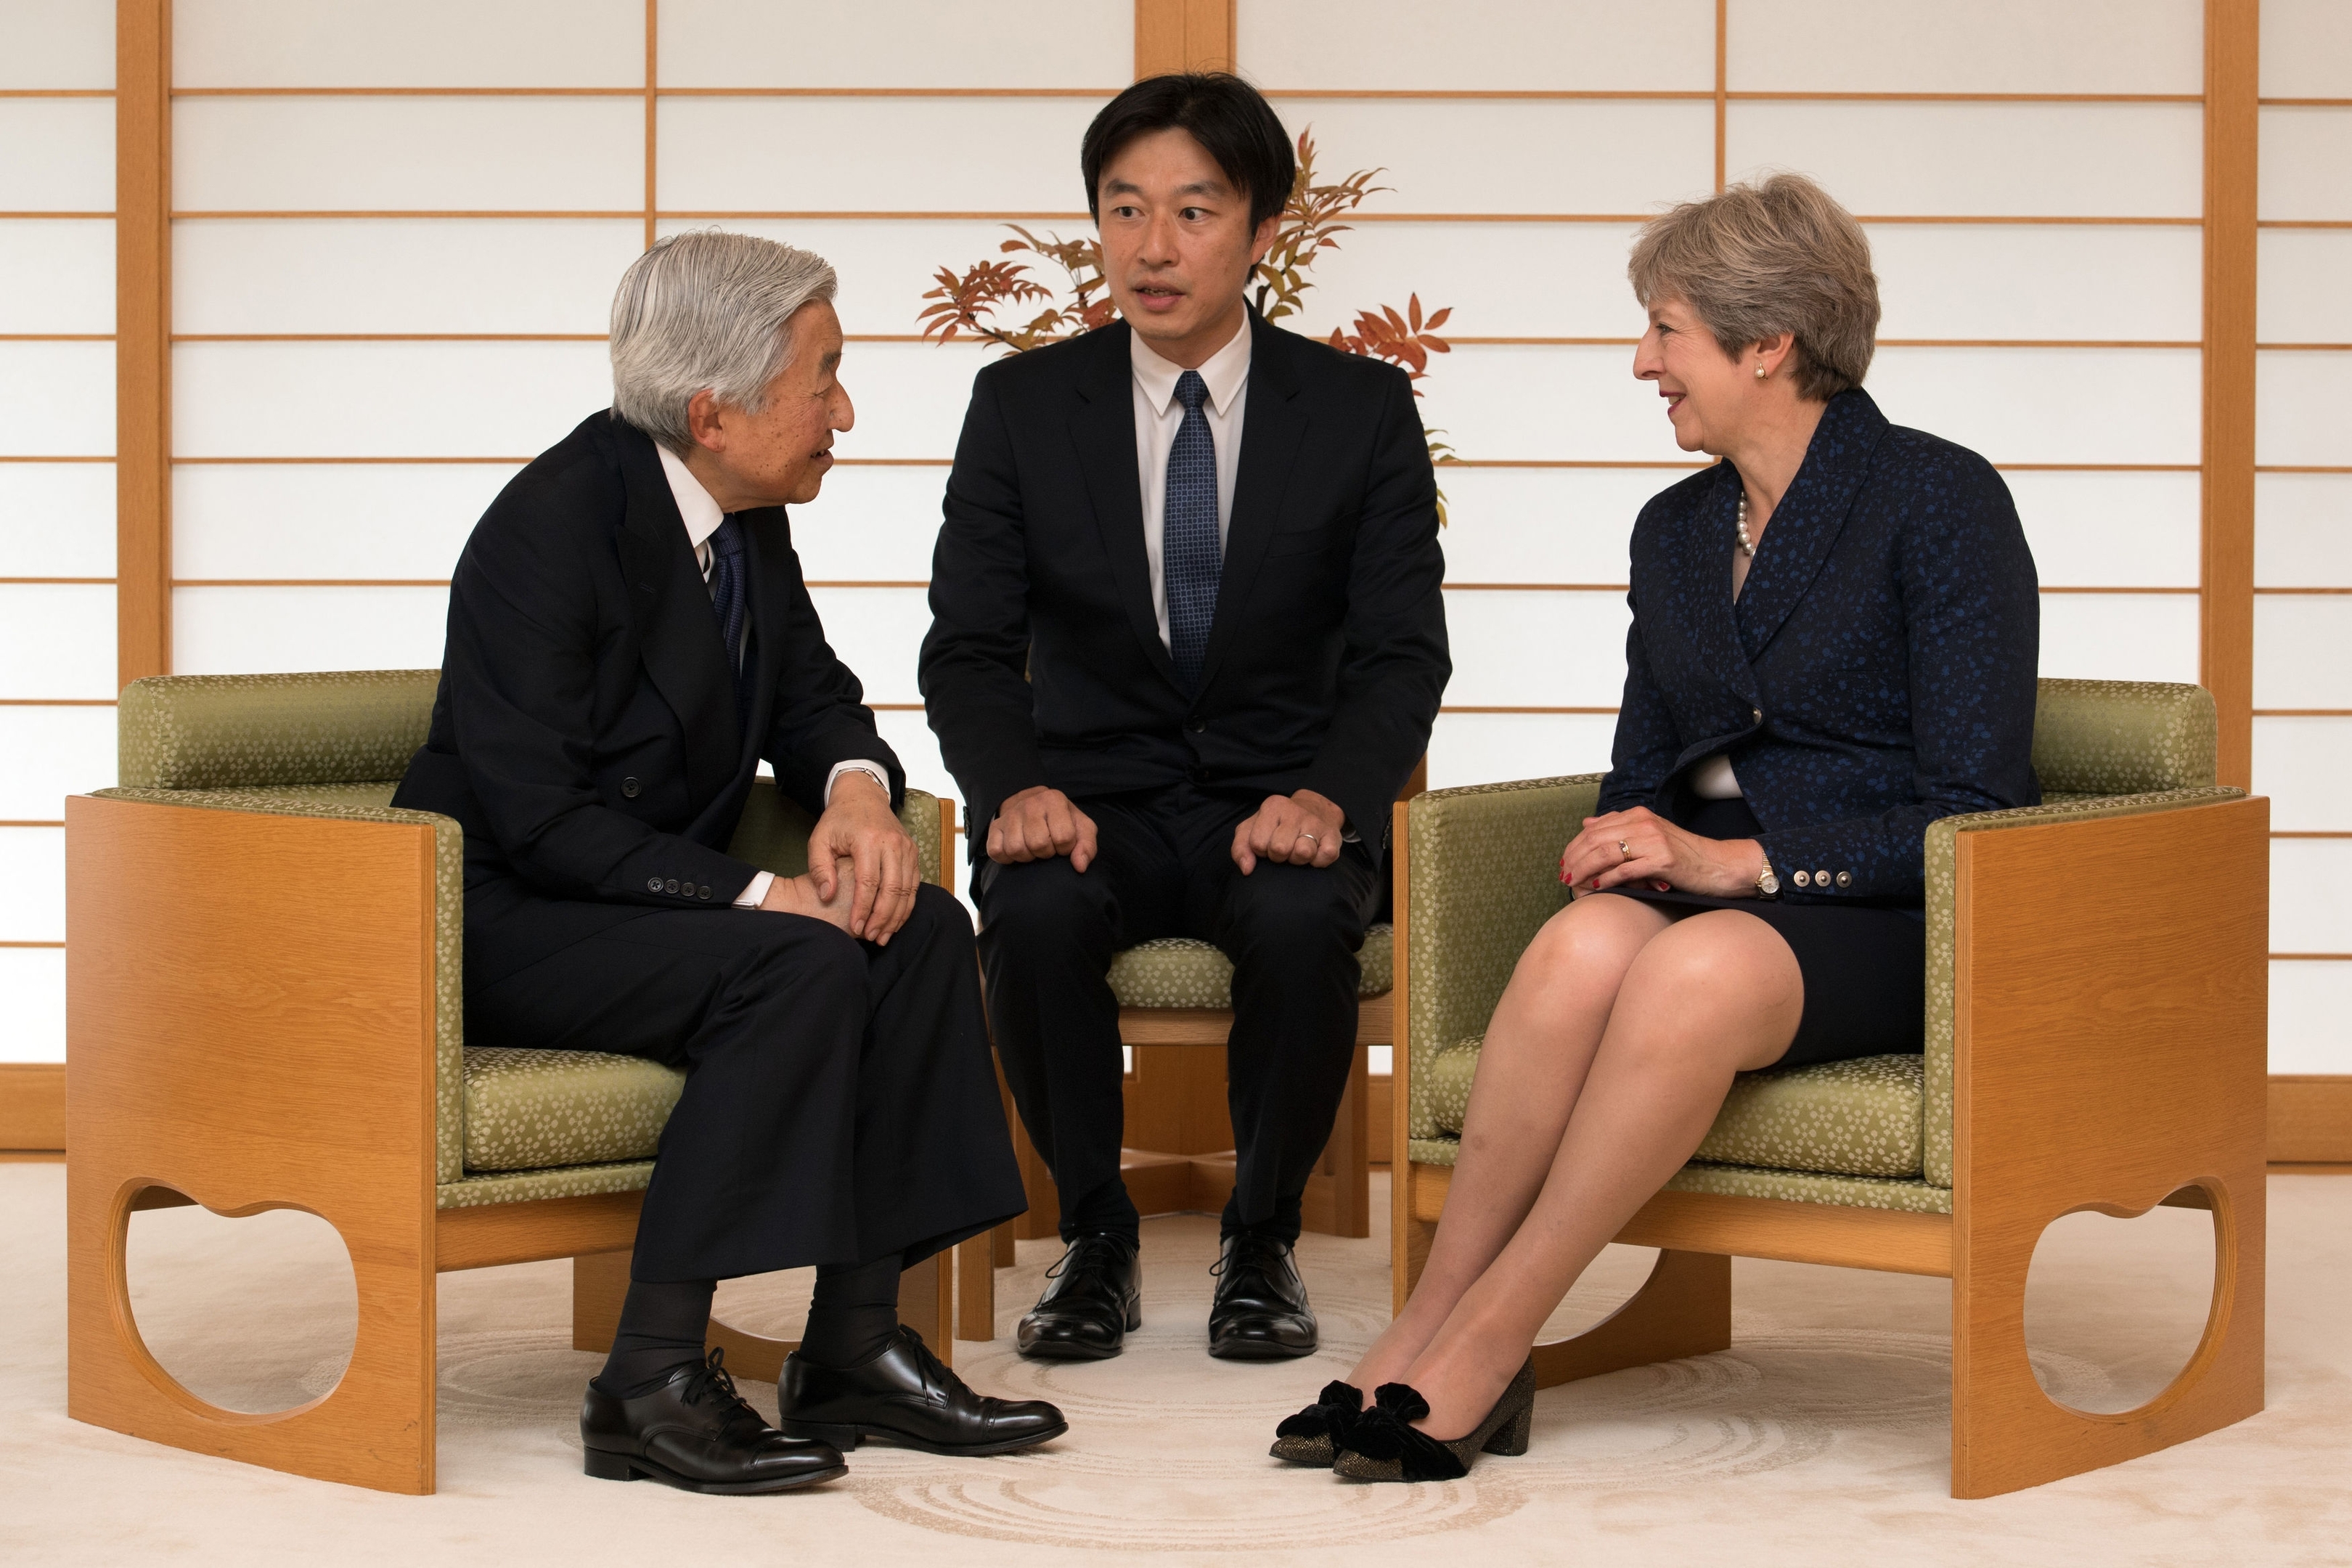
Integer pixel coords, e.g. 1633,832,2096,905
1300,831,1321,844
1617,839,1633,859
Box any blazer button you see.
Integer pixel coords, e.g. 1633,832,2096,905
698,885,711,900
1814,869,1830,887
1792,870,1810,888
1188,719,1206,734
1835,871,1852,888
622,777,642,799
665,878,680,894
1752,708,1763,723
646,876,662,892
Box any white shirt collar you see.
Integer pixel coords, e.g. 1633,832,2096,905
656,442,727,552
1130,313,1252,418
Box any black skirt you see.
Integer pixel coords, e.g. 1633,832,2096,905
1593,796,1924,1069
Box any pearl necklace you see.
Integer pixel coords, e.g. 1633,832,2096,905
1736,489,1756,557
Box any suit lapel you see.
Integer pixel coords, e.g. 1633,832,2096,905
1069,323,1180,687
1732,389,1887,661
612,421,741,801
1196,313,1305,697
1671,461,1761,707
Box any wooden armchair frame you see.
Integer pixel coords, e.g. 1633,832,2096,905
67,789,965,1496
1391,787,2269,1499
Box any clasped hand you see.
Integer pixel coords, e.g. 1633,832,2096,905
764,769,919,943
1559,805,1764,899
987,785,1346,875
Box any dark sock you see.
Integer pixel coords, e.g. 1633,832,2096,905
1220,1191,1303,1245
798,1254,903,1369
597,1276,716,1397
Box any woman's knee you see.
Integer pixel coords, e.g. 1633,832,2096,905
1608,912,1802,1066
1512,895,1667,1000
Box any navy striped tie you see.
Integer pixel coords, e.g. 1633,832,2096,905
1163,369,1220,693
706,515,751,727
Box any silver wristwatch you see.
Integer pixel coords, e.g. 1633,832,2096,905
1755,849,1781,900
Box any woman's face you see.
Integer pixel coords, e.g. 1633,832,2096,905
1633,295,1754,455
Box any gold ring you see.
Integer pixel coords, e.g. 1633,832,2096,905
1617,839,1633,859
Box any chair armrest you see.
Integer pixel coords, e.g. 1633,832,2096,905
1397,775,1602,1141
1920,785,2248,1188
726,782,948,890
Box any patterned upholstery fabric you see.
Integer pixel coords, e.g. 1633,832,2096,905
1405,1136,1951,1214
1429,1045,1924,1178
2031,678,2215,796
102,671,946,1211
1108,925,1394,1010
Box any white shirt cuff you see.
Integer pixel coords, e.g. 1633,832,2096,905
734,870,775,909
825,759,889,804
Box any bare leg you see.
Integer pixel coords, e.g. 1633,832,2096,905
1395,909,1802,1438
1347,894,1670,1391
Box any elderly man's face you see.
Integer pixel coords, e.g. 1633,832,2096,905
682,299,854,510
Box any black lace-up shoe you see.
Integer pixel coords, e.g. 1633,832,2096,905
581,1347,846,1494
1208,1233,1318,1360
1015,1233,1142,1360
777,1327,1067,1456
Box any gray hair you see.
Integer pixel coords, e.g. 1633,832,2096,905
609,231,838,452
1628,172,1880,401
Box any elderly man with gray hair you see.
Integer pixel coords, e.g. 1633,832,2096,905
393,231,1061,1495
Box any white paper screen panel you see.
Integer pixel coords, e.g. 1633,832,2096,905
2037,595,2201,686
0,219,114,335
1869,226,2202,343
0,465,115,577
803,588,934,707
788,467,953,584
2256,232,2352,343
0,100,113,212
172,0,644,88
173,219,647,335
2274,840,2352,954
1727,102,2203,219
0,950,66,1063
173,98,645,212
0,0,113,89
2261,0,2352,98
1240,0,1713,92
2255,476,2352,587
0,586,114,700
173,585,450,676
657,98,1101,215
0,343,114,457
658,1,1128,89
1429,713,1619,792
2253,600,2352,710
2255,719,2352,834
1726,0,2202,94
1865,348,2200,467
1441,590,1631,709
0,828,66,942
870,711,955,807
0,707,118,820
2004,473,2200,589
685,219,1091,338
2271,963,2352,1075
1434,469,1655,584
2256,108,2352,226
2255,353,2352,468
173,464,513,580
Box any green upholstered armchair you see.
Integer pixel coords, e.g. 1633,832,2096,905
1389,679,2269,1498
65,671,963,1495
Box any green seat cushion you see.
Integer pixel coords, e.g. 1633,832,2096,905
1428,1040,1924,1180
1107,923,1393,1010
462,1047,685,1173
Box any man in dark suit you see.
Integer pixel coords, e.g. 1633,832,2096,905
393,232,1062,1495
920,75,1450,1362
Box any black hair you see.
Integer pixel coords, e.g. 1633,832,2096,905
1080,73,1297,233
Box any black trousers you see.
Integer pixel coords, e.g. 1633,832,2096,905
973,782,1381,1244
465,882,1026,1283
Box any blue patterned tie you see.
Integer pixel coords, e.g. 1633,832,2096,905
706,516,751,727
1163,369,1220,693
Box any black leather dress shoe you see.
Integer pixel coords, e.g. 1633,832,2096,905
581,1348,846,1495
1208,1233,1318,1360
777,1327,1067,1456
1015,1233,1142,1360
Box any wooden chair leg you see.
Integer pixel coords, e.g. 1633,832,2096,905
991,1217,1016,1267
571,1249,630,1356
1528,1249,1731,1390
956,1233,996,1342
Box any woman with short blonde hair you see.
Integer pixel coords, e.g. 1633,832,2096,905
1273,173,2041,1482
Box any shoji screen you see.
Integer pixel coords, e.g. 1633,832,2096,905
2257,0,2352,1076
167,0,1127,814
0,1,116,1066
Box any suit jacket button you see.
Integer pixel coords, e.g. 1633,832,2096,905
622,777,641,799
1792,870,1810,888
664,878,679,894
698,885,711,899
1188,719,1206,734
1751,708,1763,722
1835,871,1852,888
646,876,663,892
1814,869,1830,887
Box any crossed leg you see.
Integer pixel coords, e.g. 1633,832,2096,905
1348,894,1804,1438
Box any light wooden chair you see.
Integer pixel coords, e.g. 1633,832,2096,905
66,671,979,1495
1389,679,2268,1498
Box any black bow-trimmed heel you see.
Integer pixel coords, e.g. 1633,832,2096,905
1331,1359,1535,1483
1269,1380,1364,1466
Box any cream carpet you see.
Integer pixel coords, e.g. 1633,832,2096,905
4,1164,2349,1566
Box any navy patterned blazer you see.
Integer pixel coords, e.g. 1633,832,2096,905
1596,388,2041,905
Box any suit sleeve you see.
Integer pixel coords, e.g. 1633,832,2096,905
919,367,1048,845
756,518,905,817
1596,586,1683,816
1754,454,2041,900
439,503,764,907
1297,367,1451,843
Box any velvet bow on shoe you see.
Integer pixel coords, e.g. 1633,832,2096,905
1268,1379,1364,1466
1330,1360,1535,1483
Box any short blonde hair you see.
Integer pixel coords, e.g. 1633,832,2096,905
1628,173,1879,401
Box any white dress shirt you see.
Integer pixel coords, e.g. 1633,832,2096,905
1130,316,1250,650
656,444,886,909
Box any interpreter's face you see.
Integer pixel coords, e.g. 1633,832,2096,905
1633,295,1750,457
1096,127,1281,368
694,299,854,507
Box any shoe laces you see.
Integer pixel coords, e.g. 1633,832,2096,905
1045,1234,1126,1280
679,1346,754,1416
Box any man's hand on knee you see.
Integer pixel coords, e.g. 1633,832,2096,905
807,769,920,943
1232,789,1345,874
987,786,1099,871
760,870,858,934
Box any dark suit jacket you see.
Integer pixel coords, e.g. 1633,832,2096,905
393,412,904,985
1598,388,2040,904
918,314,1449,859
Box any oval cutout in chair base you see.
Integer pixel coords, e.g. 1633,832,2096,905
2023,1190,2218,1416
